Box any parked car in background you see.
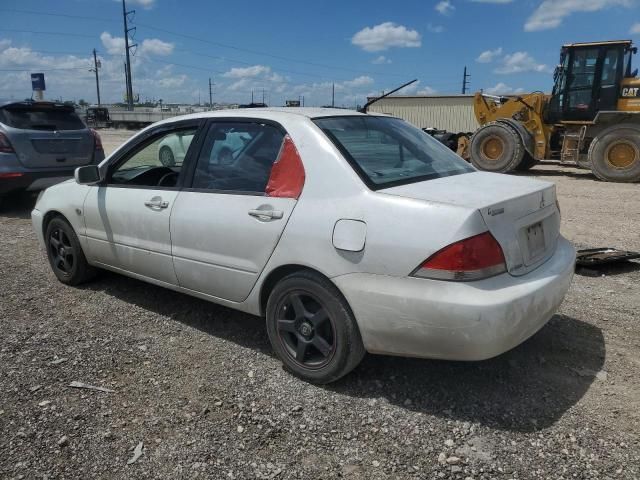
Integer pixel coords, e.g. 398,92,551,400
157,129,251,166
0,100,104,208
31,108,575,384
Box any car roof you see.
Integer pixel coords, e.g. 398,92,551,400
151,107,390,129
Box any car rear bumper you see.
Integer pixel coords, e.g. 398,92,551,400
334,236,576,361
0,151,104,195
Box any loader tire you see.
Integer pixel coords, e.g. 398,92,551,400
588,123,640,183
470,122,524,173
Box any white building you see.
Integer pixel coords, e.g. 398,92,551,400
367,95,478,133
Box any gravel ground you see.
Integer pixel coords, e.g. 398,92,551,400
1,129,639,479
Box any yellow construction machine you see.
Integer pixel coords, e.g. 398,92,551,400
468,40,640,182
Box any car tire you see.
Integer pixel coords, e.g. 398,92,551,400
266,271,365,384
470,122,524,172
45,217,96,286
159,146,175,167
588,123,640,183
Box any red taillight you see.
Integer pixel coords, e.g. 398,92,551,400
0,132,15,153
265,135,305,199
0,172,23,179
91,129,103,151
412,232,506,281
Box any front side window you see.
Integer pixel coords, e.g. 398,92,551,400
191,122,285,193
314,116,473,189
110,127,197,187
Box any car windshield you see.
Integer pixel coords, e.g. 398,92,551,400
313,116,474,189
0,105,85,131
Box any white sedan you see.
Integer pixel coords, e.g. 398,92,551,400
31,108,575,384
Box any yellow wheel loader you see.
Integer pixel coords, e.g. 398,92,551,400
469,40,640,182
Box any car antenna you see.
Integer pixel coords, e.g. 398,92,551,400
358,79,418,114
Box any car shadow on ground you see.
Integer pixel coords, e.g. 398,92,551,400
84,271,605,433
513,169,596,181
576,261,640,277
0,193,37,219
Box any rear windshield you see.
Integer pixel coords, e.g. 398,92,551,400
0,106,85,131
313,116,474,189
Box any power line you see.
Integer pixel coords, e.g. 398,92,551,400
0,28,94,38
0,8,119,23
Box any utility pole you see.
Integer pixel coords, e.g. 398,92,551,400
262,88,265,104
90,48,101,106
462,66,471,94
208,77,214,110
122,0,137,111
332,83,335,107
251,90,254,103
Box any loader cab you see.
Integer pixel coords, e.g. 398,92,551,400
546,40,634,123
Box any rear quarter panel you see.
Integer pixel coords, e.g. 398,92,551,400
243,117,488,314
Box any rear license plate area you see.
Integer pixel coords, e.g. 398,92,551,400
526,221,545,261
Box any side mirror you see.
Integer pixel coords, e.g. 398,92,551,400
74,165,101,185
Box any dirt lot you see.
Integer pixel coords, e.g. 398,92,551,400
1,129,639,479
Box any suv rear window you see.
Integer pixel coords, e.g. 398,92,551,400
0,105,85,131
313,116,474,189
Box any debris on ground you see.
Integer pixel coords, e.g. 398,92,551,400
576,247,640,267
68,381,115,393
127,442,144,465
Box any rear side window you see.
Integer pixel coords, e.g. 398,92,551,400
0,106,85,131
314,116,474,189
191,122,285,194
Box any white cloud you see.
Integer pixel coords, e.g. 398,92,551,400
427,23,445,33
140,38,174,56
484,82,525,95
121,0,156,9
388,80,436,96
494,51,549,74
525,0,633,32
631,22,640,34
100,32,174,56
351,22,421,52
435,0,455,15
476,47,503,63
471,0,513,3
157,74,187,88
417,86,437,95
222,65,271,78
372,55,392,64
100,32,125,55
344,76,374,88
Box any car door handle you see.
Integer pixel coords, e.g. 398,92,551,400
144,198,169,209
248,209,284,220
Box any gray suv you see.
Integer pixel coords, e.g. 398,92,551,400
0,101,104,207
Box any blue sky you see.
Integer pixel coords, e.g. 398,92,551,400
1,0,639,106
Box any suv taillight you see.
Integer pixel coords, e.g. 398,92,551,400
412,232,506,281
0,132,15,153
91,129,103,151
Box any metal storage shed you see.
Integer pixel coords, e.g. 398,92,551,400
367,95,478,133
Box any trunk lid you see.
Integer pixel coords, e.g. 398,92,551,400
381,171,561,276
0,103,95,168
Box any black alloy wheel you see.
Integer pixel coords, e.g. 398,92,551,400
45,217,96,285
48,227,75,278
275,291,336,369
266,271,366,384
